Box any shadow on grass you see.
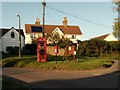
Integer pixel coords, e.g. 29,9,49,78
46,55,87,62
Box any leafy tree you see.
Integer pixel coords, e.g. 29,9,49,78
113,1,120,40
47,32,62,45
113,21,120,40
47,32,73,61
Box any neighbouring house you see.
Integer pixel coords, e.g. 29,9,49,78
24,17,82,44
0,27,25,53
91,33,118,41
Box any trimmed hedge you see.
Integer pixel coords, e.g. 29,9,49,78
77,39,120,57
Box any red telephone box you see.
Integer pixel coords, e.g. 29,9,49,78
37,38,46,62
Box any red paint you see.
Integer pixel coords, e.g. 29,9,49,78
37,38,46,62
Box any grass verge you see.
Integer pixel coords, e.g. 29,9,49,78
1,54,119,71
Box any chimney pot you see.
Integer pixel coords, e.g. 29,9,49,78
35,18,40,25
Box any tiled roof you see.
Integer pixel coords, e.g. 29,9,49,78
92,34,109,40
0,27,25,38
24,24,82,35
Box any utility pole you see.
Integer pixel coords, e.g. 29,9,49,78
42,0,46,37
16,14,22,58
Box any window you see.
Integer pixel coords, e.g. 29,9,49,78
11,31,15,38
31,26,42,32
71,35,76,39
30,34,34,39
30,34,37,39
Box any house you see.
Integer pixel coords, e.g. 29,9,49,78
24,17,82,44
91,33,118,41
0,27,25,53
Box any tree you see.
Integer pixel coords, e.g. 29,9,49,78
47,32,62,45
59,37,73,62
113,21,120,40
47,32,73,62
113,1,120,40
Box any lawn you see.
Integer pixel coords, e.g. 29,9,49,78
1,54,119,71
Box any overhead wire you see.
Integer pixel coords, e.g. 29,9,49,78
46,5,112,29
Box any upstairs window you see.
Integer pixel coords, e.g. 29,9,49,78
71,35,76,39
11,31,15,38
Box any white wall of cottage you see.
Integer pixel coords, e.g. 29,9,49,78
24,27,82,44
104,33,118,41
0,28,25,53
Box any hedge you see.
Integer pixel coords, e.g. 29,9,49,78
77,39,120,57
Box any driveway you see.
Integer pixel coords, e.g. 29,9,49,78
1,60,120,88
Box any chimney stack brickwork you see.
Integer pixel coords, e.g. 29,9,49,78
63,17,68,27
35,18,40,25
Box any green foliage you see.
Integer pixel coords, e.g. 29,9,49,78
6,46,19,55
115,1,120,5
47,32,62,45
113,1,120,40
46,32,73,48
23,44,37,55
59,38,72,48
77,40,120,57
113,22,120,40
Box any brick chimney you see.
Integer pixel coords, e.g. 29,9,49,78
63,17,68,27
35,18,40,25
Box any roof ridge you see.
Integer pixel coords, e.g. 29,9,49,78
25,24,79,27
1,27,24,38
92,33,110,40
25,24,82,35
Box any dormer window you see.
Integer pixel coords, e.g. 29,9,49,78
11,31,15,38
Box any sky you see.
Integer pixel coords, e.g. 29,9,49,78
0,0,118,40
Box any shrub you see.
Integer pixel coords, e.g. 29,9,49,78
6,46,19,55
77,39,120,57
23,44,37,55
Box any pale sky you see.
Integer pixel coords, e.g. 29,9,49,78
1,0,118,40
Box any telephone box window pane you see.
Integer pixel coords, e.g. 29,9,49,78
31,26,42,32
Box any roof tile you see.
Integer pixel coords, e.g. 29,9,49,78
24,24,82,35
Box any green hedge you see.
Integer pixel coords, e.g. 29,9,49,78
6,46,19,55
77,39,120,57
23,44,37,55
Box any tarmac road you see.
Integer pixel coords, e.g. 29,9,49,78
1,60,120,88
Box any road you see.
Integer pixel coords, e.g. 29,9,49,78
1,61,120,88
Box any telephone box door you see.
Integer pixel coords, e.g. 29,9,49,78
37,38,46,62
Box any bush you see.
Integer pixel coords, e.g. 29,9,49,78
1,51,8,59
23,44,37,55
77,39,120,57
6,46,19,55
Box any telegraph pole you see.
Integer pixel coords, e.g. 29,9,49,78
42,0,46,37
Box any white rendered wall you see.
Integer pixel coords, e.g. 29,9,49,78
1,28,25,53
